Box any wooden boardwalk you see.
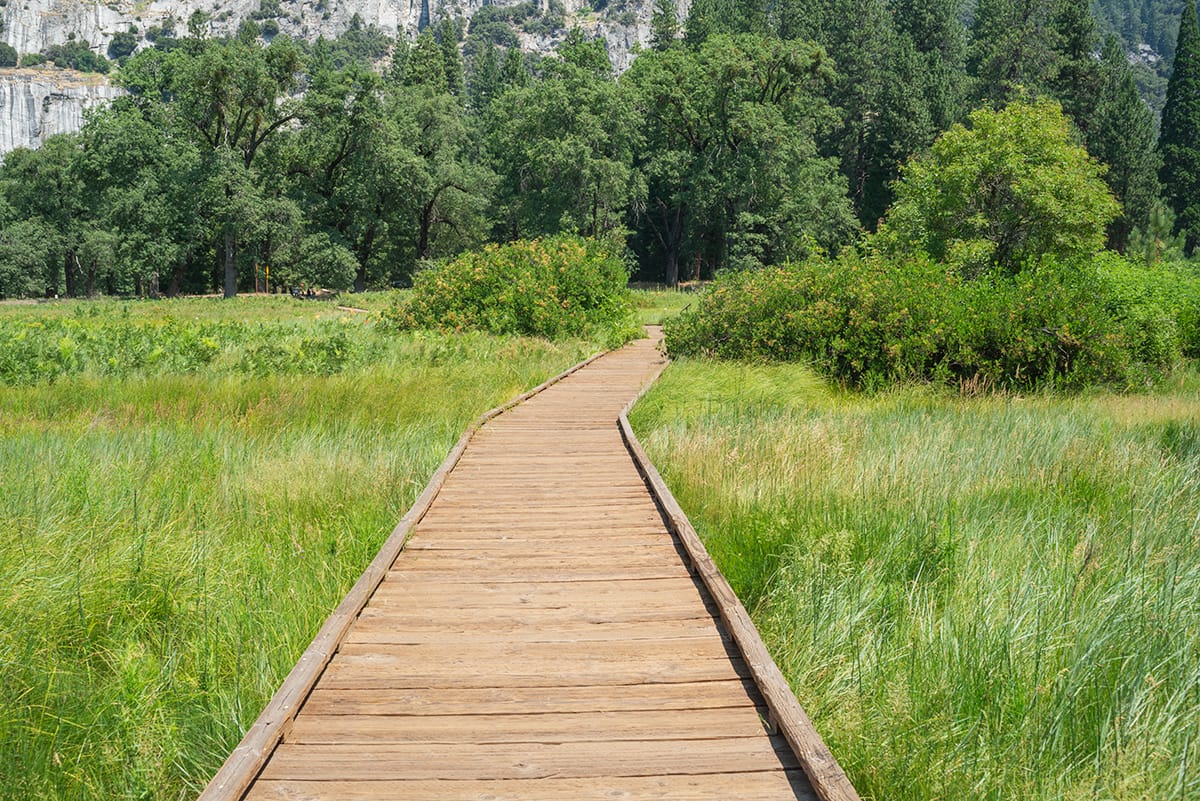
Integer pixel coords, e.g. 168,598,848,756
200,330,858,801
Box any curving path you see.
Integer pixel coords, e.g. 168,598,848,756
201,329,857,801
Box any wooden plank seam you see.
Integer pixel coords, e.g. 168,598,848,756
196,348,610,801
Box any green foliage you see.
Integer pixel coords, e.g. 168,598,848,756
0,297,594,798
487,31,641,240
1129,198,1191,264
41,37,111,73
665,250,1194,390
1159,0,1200,252
465,6,522,51
650,0,680,50
385,235,636,344
252,0,282,19
403,30,449,92
305,24,392,71
1094,250,1200,357
106,31,139,61
466,42,502,109
0,315,224,385
631,363,1200,801
0,219,51,298
1095,0,1187,56
436,17,466,97
877,99,1120,278
0,41,18,67
1090,34,1162,250
624,34,856,283
281,232,359,290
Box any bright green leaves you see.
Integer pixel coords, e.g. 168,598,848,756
386,235,635,344
878,99,1120,278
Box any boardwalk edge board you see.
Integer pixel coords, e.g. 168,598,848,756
196,348,609,801
617,363,863,801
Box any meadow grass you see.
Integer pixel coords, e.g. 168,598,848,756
629,287,697,326
0,294,354,323
0,297,594,799
631,362,1200,801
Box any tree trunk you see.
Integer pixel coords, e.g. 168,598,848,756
354,227,375,293
223,228,238,299
657,204,685,287
85,257,96,298
418,200,435,261
664,249,680,287
64,250,77,297
167,252,188,297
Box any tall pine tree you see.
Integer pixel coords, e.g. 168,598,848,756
437,18,466,97
970,0,1062,105
1159,0,1200,252
468,42,502,110
1049,0,1104,135
1091,34,1161,250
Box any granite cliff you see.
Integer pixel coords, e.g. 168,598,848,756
0,66,122,152
0,0,672,153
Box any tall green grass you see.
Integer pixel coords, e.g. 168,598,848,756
631,362,1200,801
0,298,594,799
629,288,697,326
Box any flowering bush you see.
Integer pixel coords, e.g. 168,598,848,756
384,235,637,345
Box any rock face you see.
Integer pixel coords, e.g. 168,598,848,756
0,67,123,153
0,0,683,152
0,0,678,69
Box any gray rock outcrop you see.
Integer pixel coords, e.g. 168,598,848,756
0,67,123,153
0,0,678,66
0,0,686,153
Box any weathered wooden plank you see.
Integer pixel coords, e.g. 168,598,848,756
351,604,720,629
373,575,702,598
344,619,723,645
285,707,771,744
387,544,687,561
259,738,801,781
318,654,751,689
245,771,819,801
403,535,672,550
333,637,735,661
387,563,693,582
299,680,764,717
410,521,668,535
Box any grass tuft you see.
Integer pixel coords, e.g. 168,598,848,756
631,360,1200,801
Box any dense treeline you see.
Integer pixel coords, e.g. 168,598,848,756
0,0,1194,298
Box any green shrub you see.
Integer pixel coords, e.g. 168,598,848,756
945,264,1132,389
664,254,953,384
384,235,637,345
665,252,1181,391
1093,252,1200,358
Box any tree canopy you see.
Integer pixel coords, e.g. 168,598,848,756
0,0,1195,297
877,99,1120,277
